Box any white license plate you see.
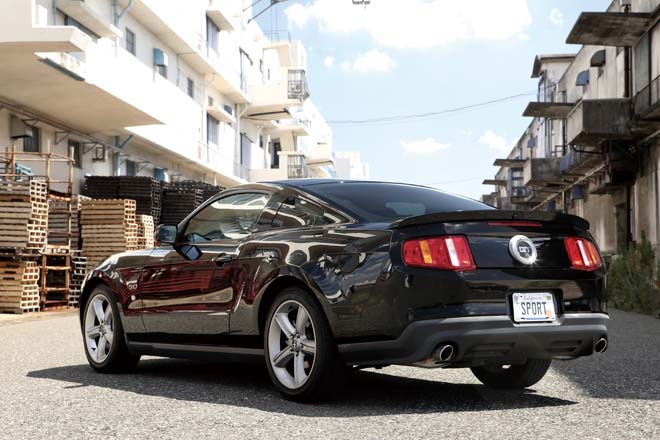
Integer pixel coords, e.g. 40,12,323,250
512,292,557,323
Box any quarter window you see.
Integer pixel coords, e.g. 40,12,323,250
272,197,339,228
183,193,270,242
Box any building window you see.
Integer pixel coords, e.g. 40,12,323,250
64,15,99,40
23,126,40,153
206,17,219,53
157,64,167,79
125,28,136,55
207,115,219,146
69,140,82,169
126,159,137,176
187,77,195,99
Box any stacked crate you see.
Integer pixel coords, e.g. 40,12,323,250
167,180,224,203
80,199,137,269
0,180,48,252
69,255,87,307
161,188,204,225
0,261,40,314
136,215,155,249
118,177,162,221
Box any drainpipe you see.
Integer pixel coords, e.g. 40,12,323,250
623,1,632,98
114,0,134,26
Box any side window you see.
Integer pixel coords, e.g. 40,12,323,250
272,197,336,229
183,192,270,242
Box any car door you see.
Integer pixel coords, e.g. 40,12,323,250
138,191,271,345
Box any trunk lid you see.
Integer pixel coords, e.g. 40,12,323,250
389,210,590,270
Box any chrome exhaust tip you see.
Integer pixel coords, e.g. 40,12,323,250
594,337,608,354
434,344,455,363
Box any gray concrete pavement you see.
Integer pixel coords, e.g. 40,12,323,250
0,309,658,440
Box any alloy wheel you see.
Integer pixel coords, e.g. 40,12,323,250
84,294,114,363
267,300,317,390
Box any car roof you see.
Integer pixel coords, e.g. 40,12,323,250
268,179,422,188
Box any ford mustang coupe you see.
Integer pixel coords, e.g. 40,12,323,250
79,180,609,401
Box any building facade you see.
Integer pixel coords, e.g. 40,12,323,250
483,0,660,255
0,0,358,194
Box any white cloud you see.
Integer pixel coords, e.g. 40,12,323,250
286,0,532,50
323,55,335,68
549,8,564,26
401,138,450,155
479,130,510,153
340,49,396,74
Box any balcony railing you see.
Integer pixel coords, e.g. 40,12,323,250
288,69,309,100
287,155,309,179
634,74,660,116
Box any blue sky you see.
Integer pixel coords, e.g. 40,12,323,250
258,0,609,199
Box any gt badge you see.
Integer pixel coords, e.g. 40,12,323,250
509,235,537,265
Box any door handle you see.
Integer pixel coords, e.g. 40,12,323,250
212,253,234,266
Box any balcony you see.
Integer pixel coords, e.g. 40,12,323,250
207,103,236,124
566,12,652,46
481,193,497,206
272,118,312,136
523,102,574,119
523,158,563,187
0,0,91,53
559,148,602,176
206,0,238,32
57,0,122,38
566,99,631,146
248,69,309,115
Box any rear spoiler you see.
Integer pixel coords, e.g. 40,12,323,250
388,210,590,231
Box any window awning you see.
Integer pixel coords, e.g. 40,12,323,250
523,102,575,119
493,159,525,167
567,12,652,46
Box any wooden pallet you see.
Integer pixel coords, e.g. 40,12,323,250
0,180,49,250
0,261,41,314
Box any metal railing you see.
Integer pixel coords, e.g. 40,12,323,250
634,74,660,116
288,69,309,100
287,155,309,179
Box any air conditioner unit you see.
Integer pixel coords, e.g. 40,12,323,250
153,48,169,67
10,116,33,139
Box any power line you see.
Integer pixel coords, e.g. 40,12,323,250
327,91,536,127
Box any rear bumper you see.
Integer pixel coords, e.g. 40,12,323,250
337,313,609,367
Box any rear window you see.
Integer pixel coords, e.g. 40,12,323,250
304,182,493,223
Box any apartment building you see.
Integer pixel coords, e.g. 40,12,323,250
0,0,349,195
483,0,660,255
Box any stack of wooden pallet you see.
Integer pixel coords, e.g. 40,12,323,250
0,180,48,252
80,199,137,269
47,194,86,251
69,255,87,307
136,215,155,249
161,187,204,225
0,261,40,314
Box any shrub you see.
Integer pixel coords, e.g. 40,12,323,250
607,232,660,314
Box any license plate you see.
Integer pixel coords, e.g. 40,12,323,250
512,292,556,323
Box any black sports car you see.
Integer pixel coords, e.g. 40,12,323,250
79,179,609,401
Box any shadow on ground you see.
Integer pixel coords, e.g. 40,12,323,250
28,359,575,416
551,309,660,400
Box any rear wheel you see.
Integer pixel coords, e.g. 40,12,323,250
470,359,551,389
83,285,140,373
264,287,346,401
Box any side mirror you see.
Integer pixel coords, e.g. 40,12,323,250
156,224,178,245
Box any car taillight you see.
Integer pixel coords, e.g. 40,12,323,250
564,237,602,271
402,236,476,271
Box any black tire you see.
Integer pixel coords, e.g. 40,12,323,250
471,359,551,389
264,287,346,402
82,285,140,373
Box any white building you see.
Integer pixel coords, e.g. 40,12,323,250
0,0,347,193
335,151,369,180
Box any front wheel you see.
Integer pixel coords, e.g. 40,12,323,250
471,359,551,389
82,285,140,373
264,287,346,401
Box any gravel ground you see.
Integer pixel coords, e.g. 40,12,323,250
0,309,658,440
